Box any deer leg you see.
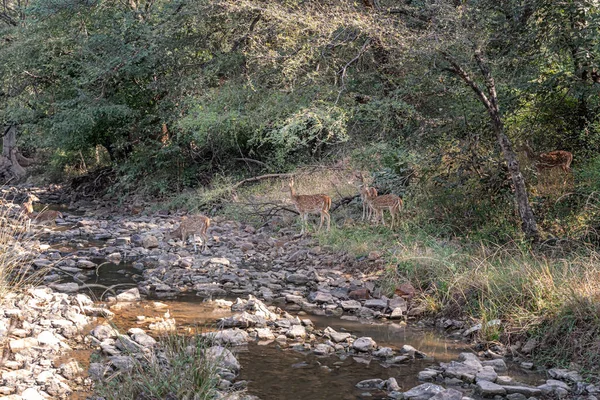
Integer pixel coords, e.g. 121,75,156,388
381,210,386,227
324,210,331,231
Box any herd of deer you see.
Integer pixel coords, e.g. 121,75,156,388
16,144,572,252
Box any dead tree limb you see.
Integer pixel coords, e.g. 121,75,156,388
232,173,293,189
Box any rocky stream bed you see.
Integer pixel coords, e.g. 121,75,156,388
1,185,597,400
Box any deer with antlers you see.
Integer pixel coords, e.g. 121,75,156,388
164,214,211,253
522,143,573,173
288,178,331,234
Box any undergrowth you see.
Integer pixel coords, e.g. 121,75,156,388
94,334,221,399
317,223,600,373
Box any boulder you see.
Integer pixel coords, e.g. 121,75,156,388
352,337,377,352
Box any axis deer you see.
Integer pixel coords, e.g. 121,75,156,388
366,191,403,229
522,143,573,173
356,172,378,221
20,194,62,226
165,214,211,252
288,178,331,234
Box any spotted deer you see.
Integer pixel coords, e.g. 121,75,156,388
165,214,211,252
366,192,403,229
356,173,378,221
288,178,331,235
523,143,573,173
20,194,62,226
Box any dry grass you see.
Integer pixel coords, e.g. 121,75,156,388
0,200,45,300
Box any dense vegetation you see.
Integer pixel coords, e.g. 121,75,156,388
1,0,598,242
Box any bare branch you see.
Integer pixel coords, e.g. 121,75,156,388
232,173,293,189
440,51,492,112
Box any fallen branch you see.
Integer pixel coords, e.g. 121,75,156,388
330,195,359,213
232,173,293,189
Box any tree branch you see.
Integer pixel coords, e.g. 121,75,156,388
440,51,492,111
232,173,293,189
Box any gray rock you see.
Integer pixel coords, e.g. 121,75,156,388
373,347,394,358
286,325,306,339
109,355,135,371
521,338,538,354
90,324,118,341
364,299,388,310
205,346,240,372
50,282,79,293
207,329,249,346
314,344,333,355
418,370,439,382
142,235,159,248
502,386,542,397
324,327,351,343
476,381,506,397
340,300,362,311
548,368,582,383
476,366,498,382
356,379,385,389
116,288,141,302
286,274,310,285
131,331,157,347
390,307,405,318
308,291,334,303
507,394,527,400
353,337,377,352
401,344,427,358
59,360,84,380
388,377,401,392
88,363,107,381
429,389,463,400
403,383,446,400
481,358,507,372
255,328,275,340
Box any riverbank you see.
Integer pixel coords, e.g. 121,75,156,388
0,183,598,399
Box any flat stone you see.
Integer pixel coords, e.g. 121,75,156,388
340,300,362,311
309,291,334,303
476,381,506,397
131,331,157,347
206,329,249,346
21,388,45,400
37,331,61,347
209,257,230,266
313,343,333,355
353,337,376,352
286,325,306,339
476,366,498,382
481,358,507,372
403,383,445,400
50,282,79,293
356,379,385,389
418,370,439,382
506,394,527,400
286,273,310,284
255,328,275,340
502,385,542,397
109,355,135,371
364,299,388,310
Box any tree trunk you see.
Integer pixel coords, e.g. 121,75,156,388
441,51,540,242
0,125,27,181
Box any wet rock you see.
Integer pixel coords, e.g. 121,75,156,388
314,343,334,355
400,344,427,359
476,381,506,397
356,379,385,389
219,312,266,328
403,383,445,400
324,327,351,343
77,259,97,269
353,337,376,352
107,252,122,263
373,347,394,358
387,377,401,392
205,346,240,372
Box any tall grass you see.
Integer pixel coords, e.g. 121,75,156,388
0,202,44,300
318,224,600,371
94,334,221,400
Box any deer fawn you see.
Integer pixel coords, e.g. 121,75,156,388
288,178,331,235
523,143,573,173
364,190,403,229
165,214,211,252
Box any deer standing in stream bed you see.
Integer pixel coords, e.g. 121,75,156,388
165,214,211,252
21,194,63,226
288,178,331,235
